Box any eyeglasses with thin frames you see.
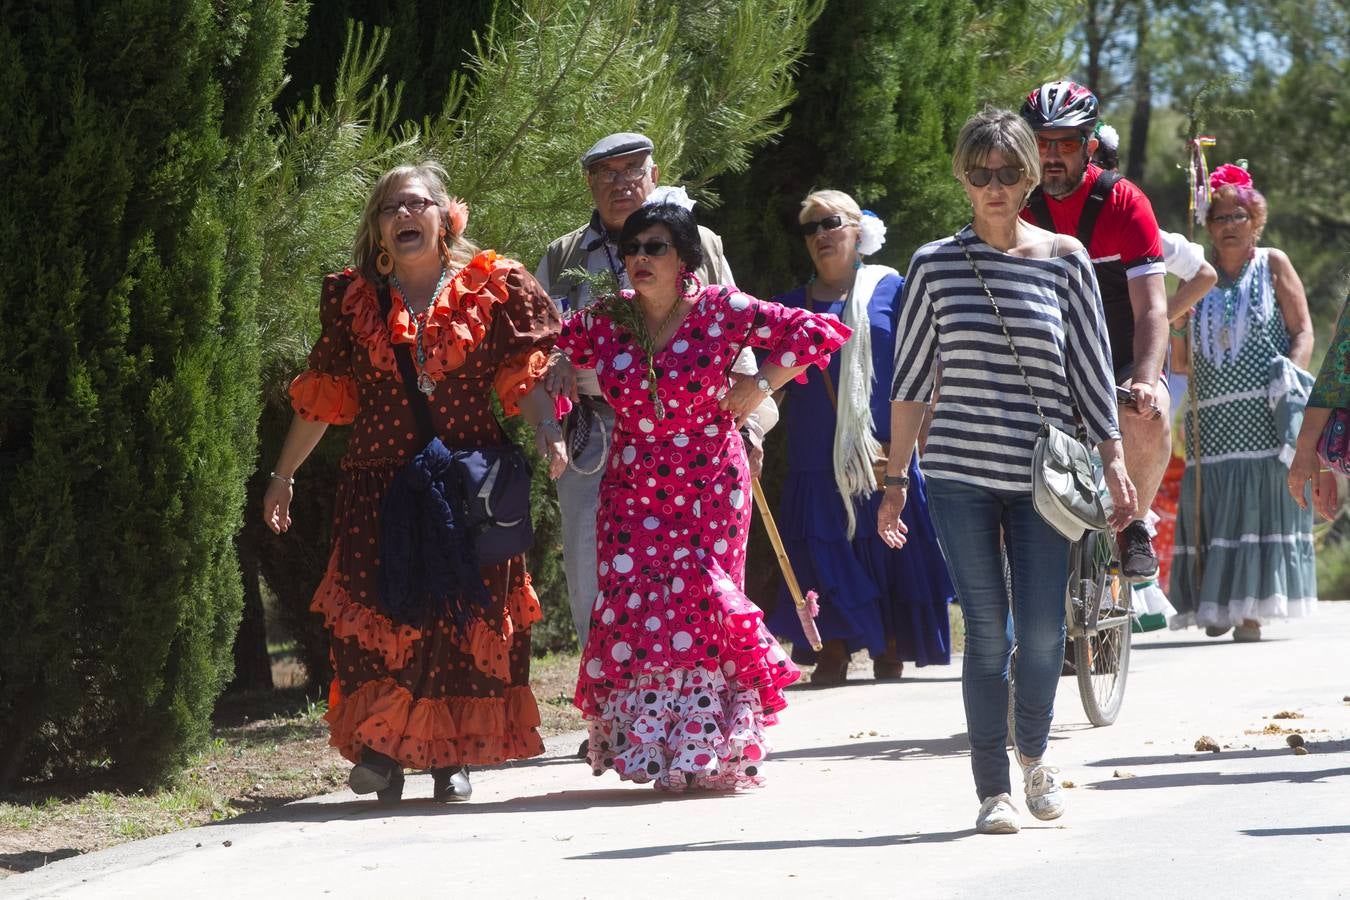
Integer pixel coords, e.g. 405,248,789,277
619,238,674,258
1210,211,1252,225
590,165,652,185
379,196,438,216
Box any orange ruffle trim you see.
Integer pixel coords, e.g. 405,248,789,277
326,677,544,768
288,370,359,424
311,548,542,676
494,348,549,415
341,251,518,380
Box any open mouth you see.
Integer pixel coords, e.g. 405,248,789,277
395,226,421,244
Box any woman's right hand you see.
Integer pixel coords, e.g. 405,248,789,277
545,350,579,403
877,485,910,549
262,478,294,534
1103,457,1137,531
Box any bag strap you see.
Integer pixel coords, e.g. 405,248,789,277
1024,186,1055,232
1077,170,1121,247
956,234,1050,431
377,282,436,445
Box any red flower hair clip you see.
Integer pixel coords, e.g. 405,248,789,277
1209,163,1253,192
445,197,469,237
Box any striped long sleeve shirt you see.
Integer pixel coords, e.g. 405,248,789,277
891,226,1120,493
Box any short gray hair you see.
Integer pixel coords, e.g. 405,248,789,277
951,109,1041,187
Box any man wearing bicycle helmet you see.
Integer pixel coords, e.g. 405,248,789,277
1020,81,1170,580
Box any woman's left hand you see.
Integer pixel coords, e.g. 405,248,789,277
719,374,768,428
1315,471,1340,521
1103,457,1137,531
877,485,910,549
536,422,568,479
1287,443,1320,510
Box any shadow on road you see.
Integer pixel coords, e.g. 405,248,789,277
1087,766,1350,790
1087,740,1350,767
1241,824,1350,837
0,848,81,874
771,735,970,762
567,830,977,859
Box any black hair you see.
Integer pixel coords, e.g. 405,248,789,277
618,202,704,271
1091,143,1119,172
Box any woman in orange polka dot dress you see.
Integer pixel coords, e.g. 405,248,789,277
551,204,851,790
263,163,566,803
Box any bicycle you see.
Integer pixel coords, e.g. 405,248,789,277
1006,505,1134,743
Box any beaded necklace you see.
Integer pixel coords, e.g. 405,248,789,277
1214,257,1252,352
391,266,451,395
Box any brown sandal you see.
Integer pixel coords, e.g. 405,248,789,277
811,640,850,685
872,637,904,680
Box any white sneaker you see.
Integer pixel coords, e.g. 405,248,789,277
1020,758,1065,820
976,793,1021,834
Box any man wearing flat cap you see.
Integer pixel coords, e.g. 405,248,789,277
536,131,776,646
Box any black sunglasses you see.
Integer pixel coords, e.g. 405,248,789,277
798,214,846,236
965,166,1025,188
619,238,674,258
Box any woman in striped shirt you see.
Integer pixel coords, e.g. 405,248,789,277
877,109,1136,835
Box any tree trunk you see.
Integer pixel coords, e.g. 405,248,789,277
1126,1,1152,182
1084,0,1104,97
228,531,274,693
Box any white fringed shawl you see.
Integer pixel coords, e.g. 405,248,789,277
834,263,899,537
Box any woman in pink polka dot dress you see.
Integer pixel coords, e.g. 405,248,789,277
552,204,851,790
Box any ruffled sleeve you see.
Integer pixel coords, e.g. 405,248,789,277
1309,297,1350,410
712,285,851,378
489,265,562,415
289,273,359,424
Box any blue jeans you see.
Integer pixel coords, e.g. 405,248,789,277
925,477,1071,801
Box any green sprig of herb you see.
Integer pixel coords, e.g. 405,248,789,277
581,289,666,420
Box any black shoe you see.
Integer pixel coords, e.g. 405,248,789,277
577,738,590,760
348,747,400,795
432,766,472,802
375,768,405,805
1117,520,1158,580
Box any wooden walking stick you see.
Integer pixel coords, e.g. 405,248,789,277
751,477,823,651
1185,135,1217,594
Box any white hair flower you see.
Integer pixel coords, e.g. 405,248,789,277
857,210,886,256
1096,123,1120,151
645,185,696,211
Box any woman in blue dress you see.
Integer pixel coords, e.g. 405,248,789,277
765,190,955,683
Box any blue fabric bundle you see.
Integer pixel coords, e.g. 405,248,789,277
378,437,491,626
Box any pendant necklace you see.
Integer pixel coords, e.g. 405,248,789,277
1215,258,1251,354
391,267,451,395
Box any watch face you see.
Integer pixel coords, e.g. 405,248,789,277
756,377,772,393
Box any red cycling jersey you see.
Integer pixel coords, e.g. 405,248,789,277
1022,163,1165,370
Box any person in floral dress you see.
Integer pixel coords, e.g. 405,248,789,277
549,203,851,790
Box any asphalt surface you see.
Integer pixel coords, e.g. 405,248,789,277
5,605,1348,899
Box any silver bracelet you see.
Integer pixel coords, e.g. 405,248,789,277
536,418,562,432
269,471,296,486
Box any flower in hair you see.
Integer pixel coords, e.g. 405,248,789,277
645,185,697,211
857,210,886,256
1095,123,1119,152
445,197,470,237
1209,162,1252,192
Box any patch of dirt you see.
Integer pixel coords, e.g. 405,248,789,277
1193,735,1221,752
1272,710,1305,720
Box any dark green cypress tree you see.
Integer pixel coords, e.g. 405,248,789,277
0,0,301,788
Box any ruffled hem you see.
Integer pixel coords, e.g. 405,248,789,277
494,348,549,415
288,370,359,424
1169,596,1317,630
585,667,770,791
340,252,519,378
311,548,540,676
574,554,798,721
326,677,544,769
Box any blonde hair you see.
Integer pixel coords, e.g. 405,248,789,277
951,109,1041,194
799,189,862,226
352,162,479,282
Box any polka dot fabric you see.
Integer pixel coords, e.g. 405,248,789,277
557,284,850,790
292,256,560,771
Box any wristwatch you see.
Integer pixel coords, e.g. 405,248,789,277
883,473,910,487
754,374,774,395
537,417,562,433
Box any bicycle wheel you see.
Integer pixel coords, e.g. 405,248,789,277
1071,531,1132,726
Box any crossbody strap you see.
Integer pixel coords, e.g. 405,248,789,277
956,235,1050,431
377,283,436,445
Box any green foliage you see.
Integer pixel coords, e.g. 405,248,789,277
0,0,302,789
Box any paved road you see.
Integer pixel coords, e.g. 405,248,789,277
6,605,1349,899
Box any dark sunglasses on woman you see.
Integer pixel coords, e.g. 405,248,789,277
619,238,674,258
798,214,845,236
965,166,1025,188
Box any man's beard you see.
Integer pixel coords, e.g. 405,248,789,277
1042,158,1086,198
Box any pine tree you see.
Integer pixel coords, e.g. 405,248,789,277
0,0,302,788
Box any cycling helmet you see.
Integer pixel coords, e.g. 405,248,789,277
1021,81,1099,131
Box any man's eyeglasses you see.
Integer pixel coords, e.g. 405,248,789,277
590,165,652,185
619,238,674,258
965,166,1025,188
1211,211,1252,225
1036,135,1088,155
798,214,847,236
379,196,438,216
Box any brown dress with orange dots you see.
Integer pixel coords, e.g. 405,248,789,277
288,250,559,770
